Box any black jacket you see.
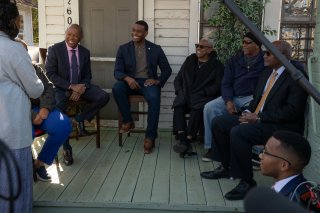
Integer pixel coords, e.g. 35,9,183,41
172,52,224,109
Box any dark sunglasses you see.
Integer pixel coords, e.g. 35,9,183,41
261,149,291,165
264,51,271,56
243,40,253,45
195,44,211,49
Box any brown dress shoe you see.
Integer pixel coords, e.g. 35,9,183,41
144,138,155,154
120,122,135,133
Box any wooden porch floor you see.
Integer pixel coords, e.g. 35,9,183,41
32,129,273,213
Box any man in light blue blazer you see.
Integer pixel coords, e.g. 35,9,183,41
113,20,172,154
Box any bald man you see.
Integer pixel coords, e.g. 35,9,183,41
45,24,109,166
172,39,224,157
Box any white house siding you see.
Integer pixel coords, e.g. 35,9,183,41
38,0,200,128
155,0,199,128
17,4,34,45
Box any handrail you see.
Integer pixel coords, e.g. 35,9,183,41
220,0,320,105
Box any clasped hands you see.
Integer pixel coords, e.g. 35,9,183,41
69,84,86,101
124,76,160,90
226,101,258,124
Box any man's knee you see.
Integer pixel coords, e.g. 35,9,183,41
112,81,126,95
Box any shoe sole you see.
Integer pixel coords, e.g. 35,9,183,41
36,174,52,182
202,157,213,162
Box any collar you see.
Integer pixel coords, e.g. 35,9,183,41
273,174,299,193
65,41,79,51
273,65,285,76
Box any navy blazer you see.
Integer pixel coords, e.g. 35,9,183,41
114,40,172,87
45,41,92,90
247,66,308,134
279,174,308,203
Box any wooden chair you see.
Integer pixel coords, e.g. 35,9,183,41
118,95,148,146
66,99,101,148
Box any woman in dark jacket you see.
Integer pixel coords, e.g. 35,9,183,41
172,39,224,157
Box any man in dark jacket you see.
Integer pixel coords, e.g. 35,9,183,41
202,32,265,161
112,20,172,154
172,39,224,156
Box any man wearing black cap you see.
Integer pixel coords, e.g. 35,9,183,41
202,32,265,161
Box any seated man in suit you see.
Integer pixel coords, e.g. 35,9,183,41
200,40,308,200
45,24,109,166
113,20,172,154
259,130,312,205
172,38,224,157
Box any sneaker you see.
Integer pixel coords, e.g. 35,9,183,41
202,149,214,162
35,166,52,182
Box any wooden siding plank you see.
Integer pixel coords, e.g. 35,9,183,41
155,19,189,29
45,0,63,6
46,34,65,44
155,0,190,10
156,38,188,48
113,136,145,203
155,10,189,19
95,135,138,202
167,56,186,65
156,29,189,38
46,7,64,15
151,132,172,204
46,16,64,25
47,25,65,34
162,46,189,56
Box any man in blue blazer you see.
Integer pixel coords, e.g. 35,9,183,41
45,24,109,165
200,40,309,200
259,131,312,208
113,20,172,154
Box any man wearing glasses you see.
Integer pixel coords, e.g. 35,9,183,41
260,131,314,209
202,32,265,162
200,40,308,200
172,39,224,157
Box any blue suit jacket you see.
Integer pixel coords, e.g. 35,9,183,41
45,41,92,90
279,174,308,203
114,40,172,87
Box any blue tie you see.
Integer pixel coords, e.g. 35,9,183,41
71,49,78,84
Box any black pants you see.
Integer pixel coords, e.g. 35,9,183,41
173,106,203,139
212,114,276,182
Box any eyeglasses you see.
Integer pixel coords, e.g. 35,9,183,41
264,51,271,56
261,149,291,165
243,40,253,45
195,44,211,49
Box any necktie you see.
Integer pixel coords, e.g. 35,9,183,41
254,71,278,114
71,49,78,84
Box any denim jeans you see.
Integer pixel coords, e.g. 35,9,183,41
33,107,72,164
112,79,161,140
203,95,253,149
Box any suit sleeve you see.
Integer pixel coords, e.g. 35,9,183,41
45,45,71,90
114,46,127,80
157,46,172,87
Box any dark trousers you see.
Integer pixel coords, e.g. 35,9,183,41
55,84,109,150
112,79,160,140
173,106,203,139
212,114,276,182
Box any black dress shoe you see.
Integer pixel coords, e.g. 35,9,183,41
77,121,91,136
63,149,74,166
200,165,229,179
173,142,187,153
224,179,257,200
179,144,197,158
